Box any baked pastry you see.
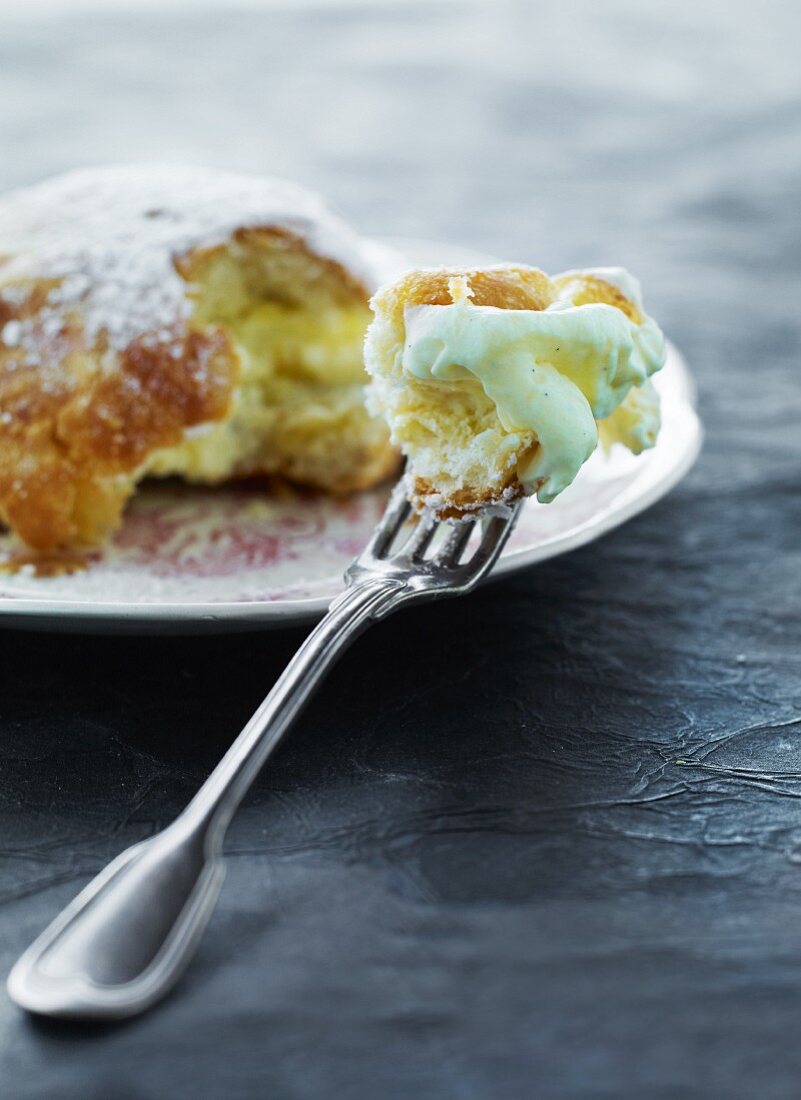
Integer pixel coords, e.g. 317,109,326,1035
0,165,398,551
364,264,665,515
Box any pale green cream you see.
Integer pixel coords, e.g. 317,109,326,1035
401,279,665,502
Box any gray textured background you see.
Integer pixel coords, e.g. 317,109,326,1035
0,1,800,1097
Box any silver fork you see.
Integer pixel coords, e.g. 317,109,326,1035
7,483,521,1021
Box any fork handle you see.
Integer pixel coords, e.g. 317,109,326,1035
181,577,405,848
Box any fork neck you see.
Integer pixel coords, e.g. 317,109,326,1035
178,576,406,847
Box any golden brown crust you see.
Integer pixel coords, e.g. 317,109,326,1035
551,273,644,325
176,226,371,306
58,328,236,470
373,265,555,335
411,475,523,518
373,264,644,335
0,300,238,548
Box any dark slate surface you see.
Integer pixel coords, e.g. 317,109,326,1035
1,1,800,1097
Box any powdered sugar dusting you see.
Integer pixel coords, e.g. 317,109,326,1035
0,164,378,351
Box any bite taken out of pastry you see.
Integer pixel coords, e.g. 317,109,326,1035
0,165,399,552
364,264,665,517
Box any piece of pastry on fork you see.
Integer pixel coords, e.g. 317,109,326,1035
365,263,665,518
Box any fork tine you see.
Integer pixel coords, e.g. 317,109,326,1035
356,482,522,595
365,482,413,558
435,516,477,566
404,509,439,560
469,509,519,570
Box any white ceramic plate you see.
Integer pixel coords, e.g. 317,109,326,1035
0,240,701,633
